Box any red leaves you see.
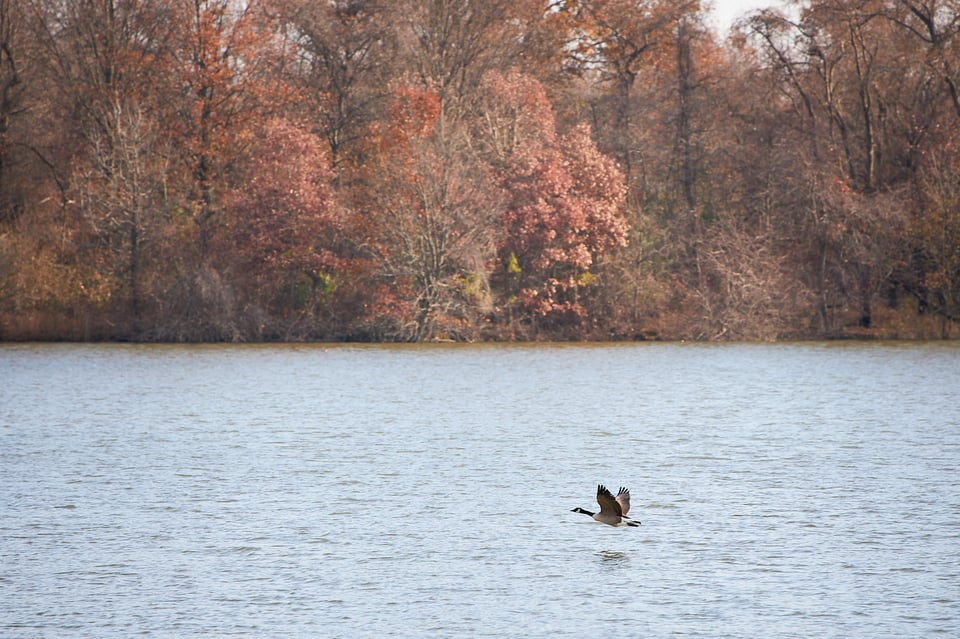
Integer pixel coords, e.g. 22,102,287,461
363,72,629,329
166,0,292,228
353,69,628,334
384,86,442,149
480,70,628,319
478,70,557,159
224,118,340,277
561,123,629,254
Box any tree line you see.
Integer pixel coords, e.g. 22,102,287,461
1,0,957,341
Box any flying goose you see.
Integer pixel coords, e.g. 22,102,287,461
572,484,640,527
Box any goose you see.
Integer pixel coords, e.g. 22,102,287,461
572,484,640,527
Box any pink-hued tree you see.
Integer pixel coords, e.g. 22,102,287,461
223,117,343,326
478,70,628,324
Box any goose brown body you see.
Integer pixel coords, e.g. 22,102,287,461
572,484,641,527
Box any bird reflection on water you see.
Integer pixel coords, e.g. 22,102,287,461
596,550,630,564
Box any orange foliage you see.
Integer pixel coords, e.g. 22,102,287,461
383,87,442,149
165,0,293,245
479,70,628,321
2,0,959,340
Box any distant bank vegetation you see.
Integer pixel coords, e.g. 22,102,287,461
1,0,958,341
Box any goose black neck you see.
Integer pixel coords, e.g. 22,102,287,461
572,507,595,516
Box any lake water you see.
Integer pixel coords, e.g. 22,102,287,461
1,342,959,638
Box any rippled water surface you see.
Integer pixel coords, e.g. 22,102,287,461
2,342,959,638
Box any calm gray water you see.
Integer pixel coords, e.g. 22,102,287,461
1,342,959,638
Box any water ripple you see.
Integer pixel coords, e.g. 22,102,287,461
1,342,959,637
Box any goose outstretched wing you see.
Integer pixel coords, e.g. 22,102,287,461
616,486,631,516
596,484,623,517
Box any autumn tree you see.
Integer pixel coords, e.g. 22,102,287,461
557,0,700,185
882,0,960,122
218,117,344,338
879,0,960,332
3,0,959,340
166,0,289,258
736,0,950,333
14,0,180,335
0,0,33,332
279,0,396,179
72,99,172,328
558,1,760,338
0,0,28,224
911,143,960,334
476,70,627,332
359,86,501,341
398,0,554,119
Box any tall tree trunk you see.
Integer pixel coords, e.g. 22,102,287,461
675,16,696,212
